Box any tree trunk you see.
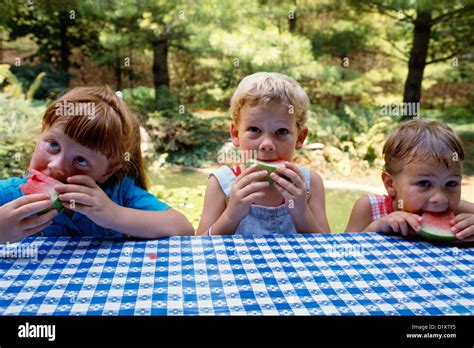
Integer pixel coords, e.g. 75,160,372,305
288,10,296,32
402,9,432,119
59,11,70,85
152,37,170,102
114,49,122,91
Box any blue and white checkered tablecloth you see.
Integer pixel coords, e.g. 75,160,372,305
0,233,473,315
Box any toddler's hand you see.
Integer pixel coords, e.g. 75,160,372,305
375,211,422,236
0,194,57,243
226,164,270,222
270,162,309,217
451,213,474,242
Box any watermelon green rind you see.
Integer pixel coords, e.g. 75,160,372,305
20,170,65,214
417,228,456,241
417,211,456,241
245,159,288,183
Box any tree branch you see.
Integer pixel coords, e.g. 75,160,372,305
360,49,408,63
430,5,474,26
169,43,190,52
426,52,459,65
384,34,409,59
358,4,416,23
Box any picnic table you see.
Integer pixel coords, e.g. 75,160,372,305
0,233,472,315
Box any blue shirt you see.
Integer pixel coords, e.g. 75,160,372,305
0,175,170,237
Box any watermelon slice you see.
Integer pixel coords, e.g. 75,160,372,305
20,169,64,214
418,210,456,241
245,159,289,183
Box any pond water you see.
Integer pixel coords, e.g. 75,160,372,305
149,168,365,233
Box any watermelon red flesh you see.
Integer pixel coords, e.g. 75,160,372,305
418,211,456,241
20,169,64,213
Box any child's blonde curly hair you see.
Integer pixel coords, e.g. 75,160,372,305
229,72,310,131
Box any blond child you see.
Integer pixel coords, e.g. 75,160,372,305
197,72,330,236
345,119,474,241
0,86,194,243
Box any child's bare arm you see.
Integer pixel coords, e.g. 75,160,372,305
345,196,374,232
108,207,194,238
454,200,474,214
345,196,422,235
306,171,330,233
196,175,228,235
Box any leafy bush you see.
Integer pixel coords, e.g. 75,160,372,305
0,93,45,178
307,106,395,174
146,109,228,167
123,86,181,116
11,64,70,100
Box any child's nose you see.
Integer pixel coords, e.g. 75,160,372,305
259,137,275,152
429,190,449,207
47,159,67,179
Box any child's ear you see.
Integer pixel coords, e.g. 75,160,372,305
230,122,240,147
295,127,308,150
97,164,122,184
382,171,396,197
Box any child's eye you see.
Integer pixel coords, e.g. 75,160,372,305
276,128,289,135
74,156,89,167
446,181,459,188
417,180,431,188
48,141,60,152
248,127,261,133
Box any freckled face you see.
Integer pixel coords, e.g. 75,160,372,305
390,159,462,214
29,124,111,183
231,104,306,162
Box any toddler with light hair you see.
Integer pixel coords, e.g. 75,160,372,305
197,72,330,236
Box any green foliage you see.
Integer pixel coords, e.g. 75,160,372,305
0,93,45,178
0,64,23,97
11,64,70,100
123,87,156,114
149,184,206,229
6,1,102,73
307,106,396,174
146,110,228,167
123,86,180,115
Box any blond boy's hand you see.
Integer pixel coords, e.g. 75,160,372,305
375,211,422,236
270,162,309,216
451,213,474,242
226,165,270,222
0,194,57,243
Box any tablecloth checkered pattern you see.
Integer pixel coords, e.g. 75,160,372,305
0,233,473,315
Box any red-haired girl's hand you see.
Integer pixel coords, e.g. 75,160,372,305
0,194,57,243
55,175,118,229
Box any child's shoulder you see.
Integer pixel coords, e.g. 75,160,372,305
352,195,372,213
209,165,234,198
0,175,27,206
345,195,374,232
0,175,27,188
